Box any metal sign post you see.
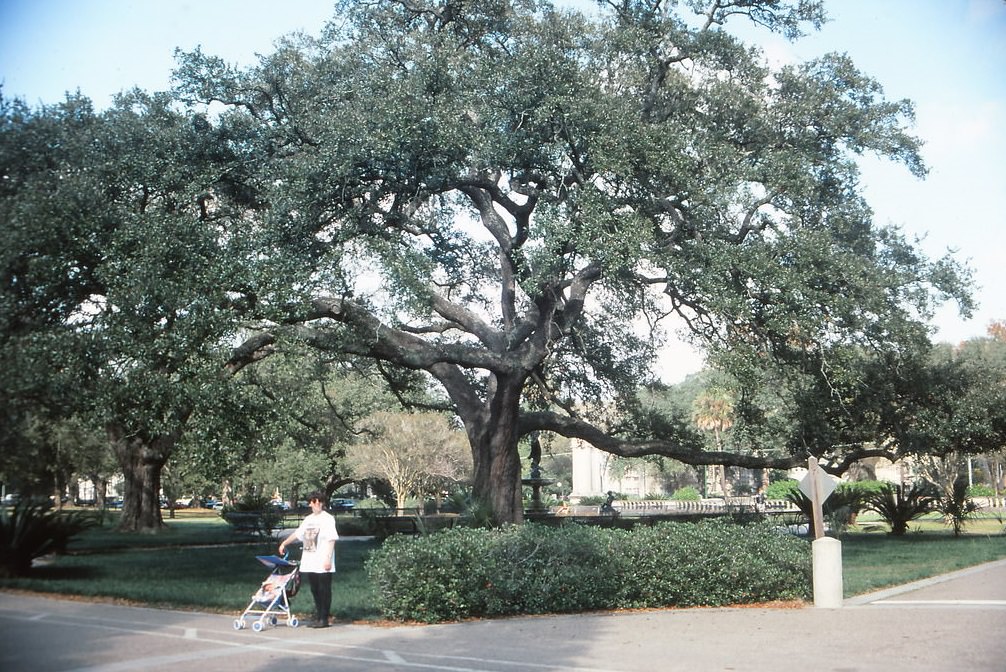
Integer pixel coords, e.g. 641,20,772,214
800,457,843,608
800,457,830,539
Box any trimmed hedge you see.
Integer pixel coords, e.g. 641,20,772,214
367,519,811,622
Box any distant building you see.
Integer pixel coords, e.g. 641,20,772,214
573,437,918,500
570,438,669,499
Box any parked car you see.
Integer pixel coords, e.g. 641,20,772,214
330,498,356,513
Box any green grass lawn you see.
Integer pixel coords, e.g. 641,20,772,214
2,511,1004,618
2,511,381,621
840,512,1006,597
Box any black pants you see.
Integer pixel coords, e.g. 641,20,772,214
305,571,332,623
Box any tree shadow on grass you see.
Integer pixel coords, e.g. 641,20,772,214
28,564,100,581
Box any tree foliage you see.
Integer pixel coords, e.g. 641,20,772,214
4,0,985,527
163,0,975,522
0,90,282,531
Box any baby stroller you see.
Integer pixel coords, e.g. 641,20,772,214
234,554,301,631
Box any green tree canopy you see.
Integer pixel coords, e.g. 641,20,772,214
167,0,972,523
0,89,285,530
5,1,979,527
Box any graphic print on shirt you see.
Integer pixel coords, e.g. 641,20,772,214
304,527,319,553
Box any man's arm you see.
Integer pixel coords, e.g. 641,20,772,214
323,538,336,572
278,530,300,556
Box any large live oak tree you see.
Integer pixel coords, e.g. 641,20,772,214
168,0,973,523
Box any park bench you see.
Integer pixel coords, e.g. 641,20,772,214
223,511,285,537
374,515,421,537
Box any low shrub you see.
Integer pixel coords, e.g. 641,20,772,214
618,519,810,607
367,527,491,622
366,520,811,622
353,497,393,510
333,515,375,537
765,479,799,500
221,494,284,537
0,502,100,577
967,484,995,497
670,486,701,501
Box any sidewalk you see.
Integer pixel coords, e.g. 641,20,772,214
2,559,1004,672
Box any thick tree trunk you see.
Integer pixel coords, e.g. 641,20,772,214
466,376,525,525
109,428,173,533
472,431,523,525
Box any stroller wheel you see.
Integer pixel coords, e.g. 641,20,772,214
252,620,264,632
233,619,244,630
270,615,278,626
289,616,299,628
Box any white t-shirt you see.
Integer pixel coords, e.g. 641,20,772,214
294,510,338,573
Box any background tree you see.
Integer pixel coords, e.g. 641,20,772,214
346,411,472,513
175,348,396,505
692,389,735,496
1,90,280,531
169,0,973,523
896,341,1006,466
988,320,1006,343
0,94,106,502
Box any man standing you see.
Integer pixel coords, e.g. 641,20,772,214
279,491,338,628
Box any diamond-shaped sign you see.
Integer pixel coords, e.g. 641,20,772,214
799,468,837,503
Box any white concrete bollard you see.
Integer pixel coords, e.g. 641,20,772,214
812,536,844,608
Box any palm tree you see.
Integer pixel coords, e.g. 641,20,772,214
692,390,735,496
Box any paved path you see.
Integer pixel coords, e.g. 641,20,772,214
2,559,1005,672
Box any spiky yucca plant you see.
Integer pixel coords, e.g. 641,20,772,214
784,484,870,537
865,482,938,536
937,478,981,537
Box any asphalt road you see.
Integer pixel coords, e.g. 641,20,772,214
2,559,1005,672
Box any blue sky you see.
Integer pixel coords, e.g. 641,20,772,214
1,0,1004,364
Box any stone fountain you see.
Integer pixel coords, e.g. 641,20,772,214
522,432,554,515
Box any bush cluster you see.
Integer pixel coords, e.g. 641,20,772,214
670,486,701,501
967,484,995,497
366,519,811,623
220,494,284,537
764,479,799,500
